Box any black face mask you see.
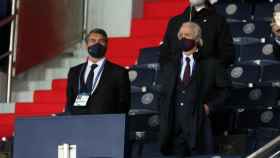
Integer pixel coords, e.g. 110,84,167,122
88,43,107,58
180,38,196,52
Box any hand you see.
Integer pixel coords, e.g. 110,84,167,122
272,22,280,37
204,104,210,115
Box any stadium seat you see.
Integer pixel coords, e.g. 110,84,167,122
227,86,280,108
215,3,252,21
137,46,160,65
234,43,276,63
228,63,262,86
229,21,271,38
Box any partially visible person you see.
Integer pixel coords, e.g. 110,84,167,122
0,0,11,72
65,28,130,115
159,22,229,157
0,71,7,102
0,0,11,102
272,11,280,60
160,0,234,67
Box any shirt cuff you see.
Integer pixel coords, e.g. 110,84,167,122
275,37,280,45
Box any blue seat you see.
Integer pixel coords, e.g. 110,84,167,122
129,65,159,87
229,21,271,38
130,88,159,112
234,43,276,63
233,37,266,45
215,3,252,21
128,112,159,142
137,47,160,65
227,86,280,108
228,63,261,86
254,2,278,21
129,66,160,112
262,61,280,83
233,107,280,129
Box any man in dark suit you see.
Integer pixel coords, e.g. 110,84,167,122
160,0,234,67
65,28,130,115
159,22,229,157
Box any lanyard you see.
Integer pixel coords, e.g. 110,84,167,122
78,60,106,94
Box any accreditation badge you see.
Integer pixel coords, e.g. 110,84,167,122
73,93,90,107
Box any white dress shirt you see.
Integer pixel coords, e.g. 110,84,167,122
194,5,206,12
180,53,195,81
84,58,106,93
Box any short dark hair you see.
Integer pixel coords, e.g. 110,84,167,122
85,28,108,43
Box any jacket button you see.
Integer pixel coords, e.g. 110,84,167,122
180,102,184,106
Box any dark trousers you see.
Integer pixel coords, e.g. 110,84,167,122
172,133,191,158
172,110,192,158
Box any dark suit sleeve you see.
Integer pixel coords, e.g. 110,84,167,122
217,17,235,66
64,69,74,115
160,19,174,65
117,69,131,113
207,62,230,111
273,40,280,60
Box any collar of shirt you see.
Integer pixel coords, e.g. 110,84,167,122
84,57,106,83
275,36,280,45
194,5,206,12
86,57,106,69
182,52,195,66
180,52,195,80
190,5,212,19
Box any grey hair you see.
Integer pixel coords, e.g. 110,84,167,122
177,22,203,47
85,28,108,43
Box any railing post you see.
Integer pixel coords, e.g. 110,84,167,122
6,0,18,103
247,135,280,158
6,53,12,103
82,0,89,39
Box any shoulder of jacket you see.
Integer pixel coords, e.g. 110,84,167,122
199,58,220,66
168,12,187,25
69,63,85,73
106,60,127,73
209,11,226,22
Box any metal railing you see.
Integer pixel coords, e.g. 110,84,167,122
0,0,88,103
0,0,18,103
247,135,280,158
0,52,11,61
82,0,89,39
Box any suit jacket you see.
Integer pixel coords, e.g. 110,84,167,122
273,41,280,60
65,60,131,115
160,6,234,67
159,54,230,155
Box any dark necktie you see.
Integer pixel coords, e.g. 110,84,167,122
85,64,98,93
183,57,191,85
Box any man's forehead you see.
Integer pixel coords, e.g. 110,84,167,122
180,26,193,33
88,33,105,39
